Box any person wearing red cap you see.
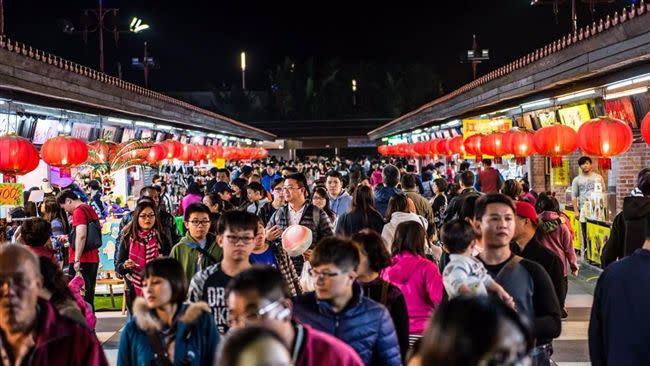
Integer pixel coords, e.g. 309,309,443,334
513,201,565,318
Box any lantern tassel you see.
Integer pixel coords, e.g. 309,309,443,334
515,157,527,165
493,157,502,164
475,155,482,164
598,158,611,171
550,157,563,168
446,156,452,163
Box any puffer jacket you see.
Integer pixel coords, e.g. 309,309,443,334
602,196,650,268
382,252,443,335
538,211,578,276
381,211,428,252
117,298,219,366
292,283,402,366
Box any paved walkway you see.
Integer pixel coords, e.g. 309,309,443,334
98,263,600,366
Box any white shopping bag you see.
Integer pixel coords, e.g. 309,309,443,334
299,261,315,292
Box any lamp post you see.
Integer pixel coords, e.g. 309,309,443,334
241,52,246,90
64,1,149,73
463,34,489,80
352,79,357,106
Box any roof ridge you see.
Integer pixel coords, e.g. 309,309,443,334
370,1,649,136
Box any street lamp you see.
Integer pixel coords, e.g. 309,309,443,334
352,79,357,106
62,0,150,73
461,34,489,80
129,17,149,33
241,52,246,90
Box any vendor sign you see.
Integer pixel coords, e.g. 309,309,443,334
558,104,590,130
552,160,570,186
462,118,512,160
0,183,24,206
586,221,611,265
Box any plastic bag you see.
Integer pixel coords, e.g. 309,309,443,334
299,261,315,292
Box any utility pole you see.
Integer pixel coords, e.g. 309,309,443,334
0,0,4,36
143,42,149,88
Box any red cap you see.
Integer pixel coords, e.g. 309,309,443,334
515,201,538,225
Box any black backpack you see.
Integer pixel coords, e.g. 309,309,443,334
69,205,103,252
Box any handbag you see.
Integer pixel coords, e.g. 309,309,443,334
69,205,103,252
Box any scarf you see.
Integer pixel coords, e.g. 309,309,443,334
127,229,160,296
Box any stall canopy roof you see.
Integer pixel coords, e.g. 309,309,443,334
368,2,650,140
0,36,275,141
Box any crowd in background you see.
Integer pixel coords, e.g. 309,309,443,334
2,154,649,365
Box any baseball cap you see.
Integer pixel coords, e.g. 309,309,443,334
515,201,538,225
213,181,234,194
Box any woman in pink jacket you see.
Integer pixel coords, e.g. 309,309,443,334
536,193,578,317
382,220,443,347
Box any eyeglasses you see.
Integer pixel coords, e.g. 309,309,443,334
224,235,255,245
138,213,156,220
188,220,211,227
308,268,342,280
478,347,535,366
227,300,284,327
282,186,301,191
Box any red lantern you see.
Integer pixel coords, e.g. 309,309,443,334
577,116,633,170
87,140,119,164
161,140,183,160
0,135,39,176
448,136,465,156
213,145,224,159
533,124,578,167
41,136,89,168
413,142,426,156
481,132,508,164
377,145,387,155
464,134,484,162
505,129,536,165
642,112,650,146
178,144,198,161
146,143,167,165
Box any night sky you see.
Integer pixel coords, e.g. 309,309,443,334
5,0,637,94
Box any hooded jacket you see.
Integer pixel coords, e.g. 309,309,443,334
381,211,428,252
169,232,223,284
117,298,219,366
329,190,353,217
5,299,108,366
538,211,578,276
602,196,650,268
292,283,402,366
381,252,443,335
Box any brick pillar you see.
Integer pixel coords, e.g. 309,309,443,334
529,155,547,195
614,142,650,214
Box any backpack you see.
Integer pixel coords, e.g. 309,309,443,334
69,205,103,252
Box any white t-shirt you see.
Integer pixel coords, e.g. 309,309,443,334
443,254,495,298
288,203,306,226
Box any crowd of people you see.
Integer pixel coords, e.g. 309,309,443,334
1,155,649,365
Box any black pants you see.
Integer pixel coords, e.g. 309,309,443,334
69,262,98,312
561,276,568,309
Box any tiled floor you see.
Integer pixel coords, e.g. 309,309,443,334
97,263,600,365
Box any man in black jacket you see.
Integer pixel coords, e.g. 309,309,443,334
589,235,650,366
474,194,561,366
444,170,480,224
601,168,650,268
512,201,566,317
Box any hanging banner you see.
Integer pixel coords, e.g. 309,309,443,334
563,210,582,250
0,183,24,206
558,104,591,130
605,97,638,129
551,160,570,186
462,119,512,159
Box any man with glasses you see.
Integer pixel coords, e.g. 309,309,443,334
227,266,364,366
292,237,402,366
266,173,334,273
0,245,108,365
188,210,258,335
170,203,223,284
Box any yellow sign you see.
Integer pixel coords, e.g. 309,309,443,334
552,160,570,186
558,104,591,131
563,210,582,250
586,221,611,265
0,183,23,206
214,158,226,169
462,119,513,159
